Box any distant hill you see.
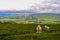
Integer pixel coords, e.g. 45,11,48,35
0,13,60,24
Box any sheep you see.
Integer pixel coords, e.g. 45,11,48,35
36,25,42,33
44,25,49,31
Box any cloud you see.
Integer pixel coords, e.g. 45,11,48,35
0,0,43,10
0,0,60,13
30,0,60,13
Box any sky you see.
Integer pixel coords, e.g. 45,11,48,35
30,0,60,13
0,0,43,10
0,0,60,13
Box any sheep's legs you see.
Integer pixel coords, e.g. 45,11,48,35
36,30,42,33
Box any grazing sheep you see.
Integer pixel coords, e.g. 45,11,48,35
36,25,42,33
44,25,49,31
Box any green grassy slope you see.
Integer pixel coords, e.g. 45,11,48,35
0,24,60,40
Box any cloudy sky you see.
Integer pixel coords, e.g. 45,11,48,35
0,0,60,13
30,0,60,13
0,0,42,10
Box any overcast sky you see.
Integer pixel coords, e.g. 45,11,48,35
29,0,60,13
0,0,43,10
0,0,60,13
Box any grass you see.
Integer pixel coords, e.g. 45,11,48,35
0,23,60,40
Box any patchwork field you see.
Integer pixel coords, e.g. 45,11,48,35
0,13,60,24
0,23,60,40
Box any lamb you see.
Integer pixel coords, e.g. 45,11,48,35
36,25,42,33
44,25,49,31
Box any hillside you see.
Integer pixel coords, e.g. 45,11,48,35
0,13,60,24
0,24,60,40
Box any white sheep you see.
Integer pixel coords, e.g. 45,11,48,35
44,25,49,31
36,25,42,33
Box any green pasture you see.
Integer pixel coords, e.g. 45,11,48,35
0,24,60,40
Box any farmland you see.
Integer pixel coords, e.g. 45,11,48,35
0,13,60,24
0,13,60,40
0,23,60,40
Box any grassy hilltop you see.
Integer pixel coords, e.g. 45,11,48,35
0,23,60,40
